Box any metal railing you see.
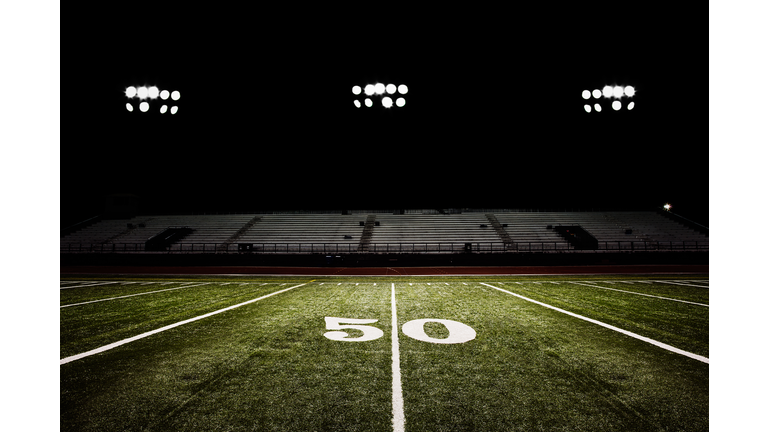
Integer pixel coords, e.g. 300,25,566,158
61,241,708,254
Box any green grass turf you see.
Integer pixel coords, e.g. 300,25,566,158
60,276,708,431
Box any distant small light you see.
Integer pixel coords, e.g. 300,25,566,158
170,106,178,114
382,96,393,108
160,105,168,114
584,104,592,113
613,86,624,98
364,98,373,107
352,85,362,95
171,90,180,101
148,86,160,99
594,103,602,112
160,89,170,100
137,86,149,99
398,84,408,94
627,101,635,110
612,100,622,111
139,101,149,112
664,203,672,211
582,90,591,100
364,84,375,96
125,86,137,98
374,83,385,94
386,84,397,94
354,100,361,108
625,86,635,97
126,103,134,112
592,89,602,99
396,97,406,107
602,85,613,98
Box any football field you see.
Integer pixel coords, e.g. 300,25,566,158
60,275,709,431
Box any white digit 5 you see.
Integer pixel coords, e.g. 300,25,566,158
323,317,384,342
401,318,477,344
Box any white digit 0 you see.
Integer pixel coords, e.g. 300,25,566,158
323,317,384,342
401,318,477,344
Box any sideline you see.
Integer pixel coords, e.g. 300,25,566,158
60,282,210,308
480,283,709,364
569,282,708,307
61,282,311,365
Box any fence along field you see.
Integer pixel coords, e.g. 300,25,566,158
60,277,709,431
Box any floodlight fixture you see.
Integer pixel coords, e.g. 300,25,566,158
148,86,160,99
582,90,591,100
170,106,178,114
627,101,635,110
612,100,622,111
138,86,149,99
160,105,168,114
584,104,592,113
160,89,170,100
602,85,613,98
354,100,361,108
613,86,624,98
125,86,137,98
592,89,602,99
139,101,150,112
382,96,393,108
352,85,362,95
126,103,134,112
374,83,385,95
365,98,373,107
624,85,635,97
396,97,406,107
171,90,180,101
663,203,672,211
364,84,375,96
594,103,602,112
398,84,408,94
386,83,396,94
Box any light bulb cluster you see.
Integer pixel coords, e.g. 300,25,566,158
125,86,180,114
353,83,407,109
582,85,635,113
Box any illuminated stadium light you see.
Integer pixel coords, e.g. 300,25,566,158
170,106,178,114
627,101,635,110
612,100,622,111
160,89,170,100
382,96,393,108
148,86,160,99
125,85,181,114
352,85,362,95
139,101,149,112
364,84,375,96
602,85,613,98
594,103,602,112
126,103,134,112
584,104,592,113
160,105,168,114
398,84,408,94
125,86,137,98
396,97,406,107
171,90,180,101
137,86,149,99
365,98,373,107
582,84,636,113
592,89,602,99
353,82,409,110
625,85,635,97
354,100,361,108
582,90,591,100
374,83,385,95
664,203,672,211
386,84,397,94
613,86,624,98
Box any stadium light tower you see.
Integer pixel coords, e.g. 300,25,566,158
663,203,672,211
582,84,636,113
125,85,181,114
353,82,408,109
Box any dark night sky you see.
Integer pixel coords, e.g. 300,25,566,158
61,4,709,225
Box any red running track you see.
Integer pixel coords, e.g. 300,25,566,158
61,265,708,276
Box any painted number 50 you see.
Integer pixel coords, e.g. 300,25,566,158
324,317,476,344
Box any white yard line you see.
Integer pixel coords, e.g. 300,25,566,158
60,282,310,365
480,283,709,364
569,282,708,307
656,280,710,289
60,281,120,290
60,283,211,308
391,283,406,432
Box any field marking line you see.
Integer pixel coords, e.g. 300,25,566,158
391,283,405,432
479,283,709,364
60,282,311,365
60,283,211,309
569,282,709,307
60,281,120,290
656,280,710,289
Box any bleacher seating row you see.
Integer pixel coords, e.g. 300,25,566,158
61,211,709,253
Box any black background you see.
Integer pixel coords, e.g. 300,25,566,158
61,4,708,225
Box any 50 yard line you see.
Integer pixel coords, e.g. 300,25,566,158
391,283,405,432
